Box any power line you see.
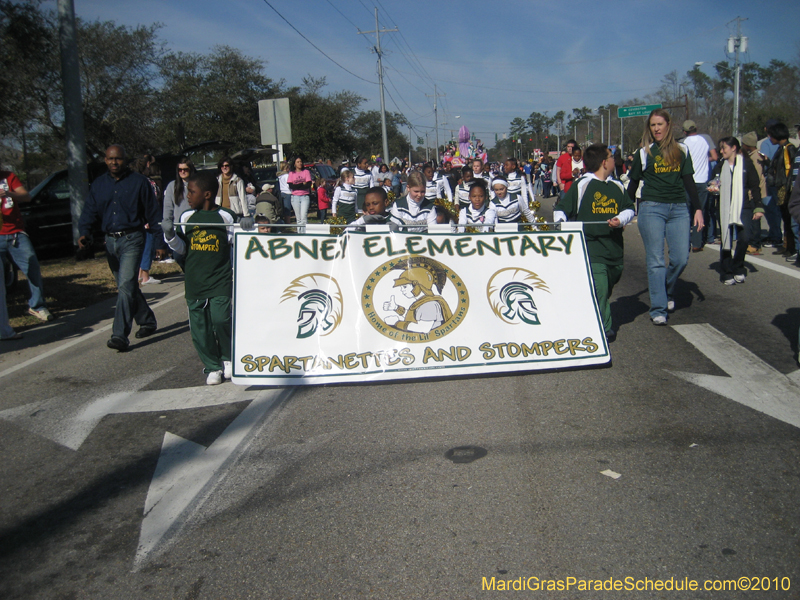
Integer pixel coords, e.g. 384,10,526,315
322,0,361,30
383,72,426,118
383,61,428,96
259,0,376,85
372,0,435,85
382,36,430,87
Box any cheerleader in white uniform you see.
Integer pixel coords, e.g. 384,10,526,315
332,170,359,223
455,165,476,209
422,163,453,204
502,157,533,203
458,179,496,232
490,177,536,224
389,171,437,233
353,156,375,213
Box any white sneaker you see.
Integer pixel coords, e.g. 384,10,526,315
206,370,223,385
141,278,161,285
667,300,675,312
723,278,736,286
652,316,668,326
223,361,232,379
28,307,54,321
733,274,746,283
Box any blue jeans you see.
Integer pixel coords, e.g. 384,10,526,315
638,201,690,319
105,230,156,345
0,257,14,338
688,182,708,249
761,191,783,243
705,194,720,243
139,231,155,271
281,192,293,214
0,232,46,310
720,208,753,277
291,194,310,232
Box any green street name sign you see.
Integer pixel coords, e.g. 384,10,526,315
617,104,662,119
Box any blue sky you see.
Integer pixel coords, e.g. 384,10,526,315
59,0,799,148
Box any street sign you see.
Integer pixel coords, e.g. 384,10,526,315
258,98,292,145
617,104,662,119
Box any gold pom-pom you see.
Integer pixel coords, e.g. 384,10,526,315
536,216,549,231
465,225,479,234
434,197,459,222
324,215,348,235
528,200,541,212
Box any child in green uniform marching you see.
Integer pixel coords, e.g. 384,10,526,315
163,171,238,384
553,144,635,342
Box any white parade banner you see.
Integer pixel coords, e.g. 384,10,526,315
231,227,609,385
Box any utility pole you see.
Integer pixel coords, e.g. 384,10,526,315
599,114,604,147
358,9,396,166
426,85,445,165
727,17,748,139
57,0,89,251
556,121,561,153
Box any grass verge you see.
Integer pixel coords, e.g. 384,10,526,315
6,254,182,330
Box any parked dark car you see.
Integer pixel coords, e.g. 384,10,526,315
21,164,107,257
306,163,338,187
251,166,278,189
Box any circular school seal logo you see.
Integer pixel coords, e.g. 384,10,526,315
486,268,550,325
280,273,343,338
362,255,469,343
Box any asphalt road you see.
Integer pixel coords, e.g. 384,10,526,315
1,199,799,600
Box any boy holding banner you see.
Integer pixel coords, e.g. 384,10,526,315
553,144,635,342
163,171,245,384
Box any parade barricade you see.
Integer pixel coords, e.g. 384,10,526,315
228,222,611,385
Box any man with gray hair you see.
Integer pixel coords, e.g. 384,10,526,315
682,120,717,251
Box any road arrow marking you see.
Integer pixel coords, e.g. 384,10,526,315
669,323,800,429
0,370,170,450
0,369,295,569
133,387,293,570
0,375,263,450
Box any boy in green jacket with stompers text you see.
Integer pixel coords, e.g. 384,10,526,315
554,144,635,342
164,171,238,384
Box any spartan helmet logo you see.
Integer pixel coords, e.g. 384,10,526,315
499,282,540,325
296,289,335,338
280,274,343,339
486,268,550,325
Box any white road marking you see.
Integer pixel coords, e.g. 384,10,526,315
0,376,265,450
0,370,170,450
669,323,800,429
746,255,800,281
0,374,295,569
0,291,185,381
133,387,293,570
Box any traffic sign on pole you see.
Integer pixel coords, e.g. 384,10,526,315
617,104,662,119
